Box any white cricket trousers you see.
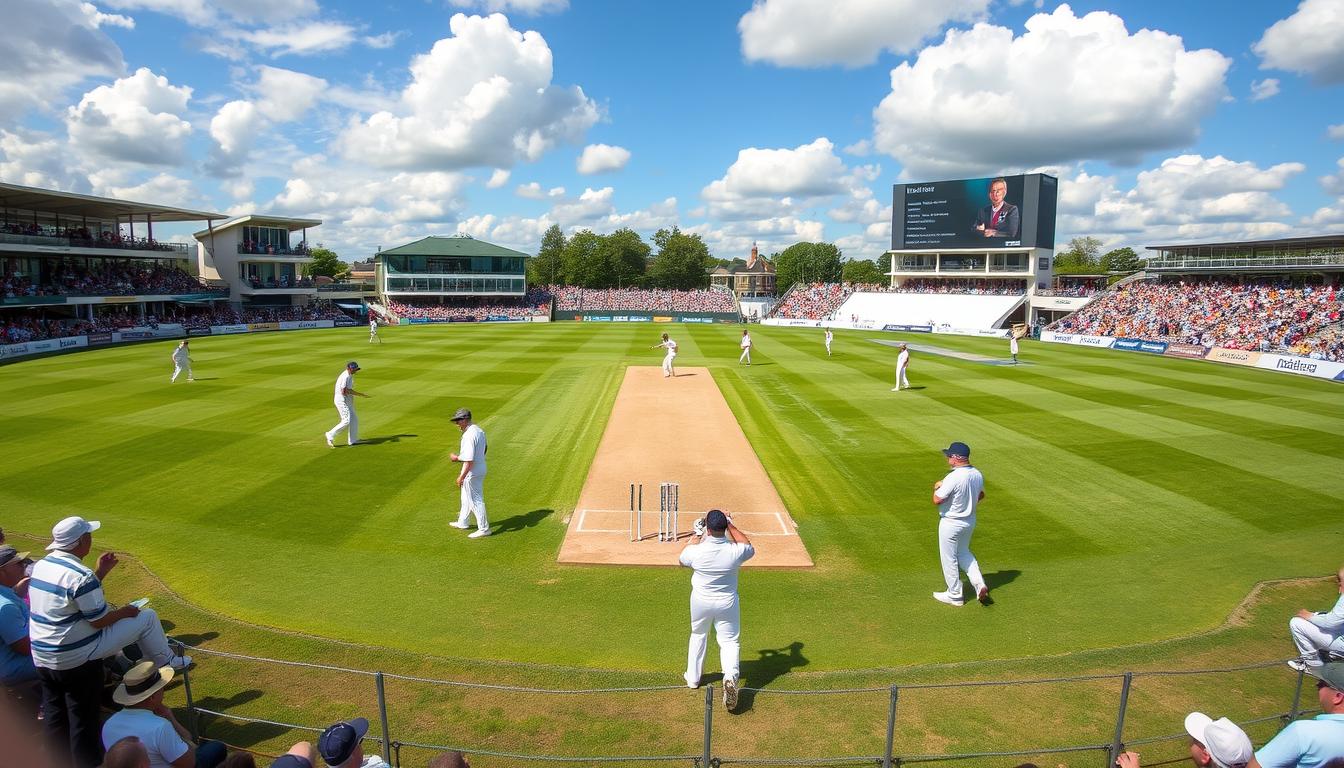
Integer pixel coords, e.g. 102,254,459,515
685,593,741,686
1290,616,1344,664
456,473,490,533
739,347,751,364
896,363,910,389
78,608,176,667
171,362,192,382
663,351,677,377
938,517,985,602
326,399,358,445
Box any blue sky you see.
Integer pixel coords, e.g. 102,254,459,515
2,0,1342,263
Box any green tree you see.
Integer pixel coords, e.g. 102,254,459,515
302,246,349,279
1100,246,1143,274
529,224,566,286
595,228,650,288
1053,236,1103,274
775,241,843,293
876,251,893,276
841,258,884,284
647,227,713,289
561,230,602,287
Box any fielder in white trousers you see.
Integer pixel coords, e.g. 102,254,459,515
457,473,489,532
679,512,754,700
688,595,740,685
938,517,986,602
327,398,358,445
931,442,989,606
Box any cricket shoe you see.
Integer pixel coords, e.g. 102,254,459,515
1287,659,1317,673
325,435,334,448
723,677,739,710
932,591,965,607
448,521,470,530
468,529,492,539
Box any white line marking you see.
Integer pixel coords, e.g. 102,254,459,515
573,510,797,536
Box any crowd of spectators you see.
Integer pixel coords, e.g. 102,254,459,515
3,264,213,299
239,240,309,256
549,285,737,314
769,283,868,320
2,302,352,343
1048,278,1343,355
1,223,180,252
387,288,552,321
246,275,314,289
891,279,1026,295
1290,324,1344,362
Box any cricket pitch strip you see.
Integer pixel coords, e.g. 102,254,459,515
557,366,814,568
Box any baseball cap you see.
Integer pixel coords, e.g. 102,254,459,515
1311,662,1344,692
47,516,101,551
318,718,369,766
941,441,971,459
346,361,361,371
271,755,313,768
450,407,472,422
0,546,29,567
1184,712,1253,768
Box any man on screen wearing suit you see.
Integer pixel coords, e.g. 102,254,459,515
974,178,1019,240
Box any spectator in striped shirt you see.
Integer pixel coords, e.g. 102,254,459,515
29,517,192,768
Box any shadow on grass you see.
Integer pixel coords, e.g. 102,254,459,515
173,631,221,647
983,569,1021,591
358,434,418,445
189,689,290,749
734,641,809,714
492,508,554,535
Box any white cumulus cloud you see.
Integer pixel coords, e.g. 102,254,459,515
486,169,511,188
335,13,599,171
1249,78,1280,101
66,68,193,166
577,143,631,175
450,0,568,13
1328,124,1344,141
1253,0,1344,85
0,0,126,122
738,0,989,68
872,5,1230,178
701,137,872,220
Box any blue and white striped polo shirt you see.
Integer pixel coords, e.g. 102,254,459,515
27,551,109,670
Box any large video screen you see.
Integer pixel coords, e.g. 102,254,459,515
891,174,1057,250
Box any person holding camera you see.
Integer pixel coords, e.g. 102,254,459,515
679,510,754,711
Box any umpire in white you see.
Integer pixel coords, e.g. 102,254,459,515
679,509,754,710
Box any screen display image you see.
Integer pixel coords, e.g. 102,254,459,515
892,174,1057,250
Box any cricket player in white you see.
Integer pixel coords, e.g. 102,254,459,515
369,317,381,344
325,361,368,447
893,343,911,390
1009,335,1019,364
653,333,678,377
738,330,752,365
170,340,193,383
679,509,754,710
931,441,989,607
824,329,833,356
448,407,491,538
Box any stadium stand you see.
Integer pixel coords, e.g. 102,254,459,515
2,263,218,299
387,288,552,321
889,278,1025,295
549,285,737,314
769,283,872,320
2,302,351,342
1048,278,1343,355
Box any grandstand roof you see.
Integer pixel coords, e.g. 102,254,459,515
1145,234,1344,253
0,182,225,223
378,234,531,258
192,214,323,237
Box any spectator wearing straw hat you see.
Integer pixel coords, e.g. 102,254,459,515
1115,711,1253,768
30,516,191,768
101,660,227,768
0,545,37,686
317,717,391,768
1250,662,1344,768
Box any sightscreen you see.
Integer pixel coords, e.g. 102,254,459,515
891,173,1057,250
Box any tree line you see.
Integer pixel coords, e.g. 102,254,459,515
1054,236,1144,275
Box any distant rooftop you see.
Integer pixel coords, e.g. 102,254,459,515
0,181,225,223
378,234,531,258
193,214,323,238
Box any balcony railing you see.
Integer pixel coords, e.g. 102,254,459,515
988,264,1030,272
243,278,316,290
892,264,938,272
317,282,375,292
1147,253,1344,270
0,231,189,254
237,243,311,256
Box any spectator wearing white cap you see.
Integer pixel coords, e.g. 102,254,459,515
317,717,390,768
101,661,227,768
0,545,37,686
447,408,491,539
1287,566,1344,672
1250,662,1344,768
324,362,368,448
1115,711,1253,768
29,516,192,768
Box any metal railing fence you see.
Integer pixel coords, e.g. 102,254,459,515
171,642,1312,768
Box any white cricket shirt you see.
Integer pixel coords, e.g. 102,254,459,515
936,465,984,521
334,370,354,403
458,424,487,477
679,537,755,599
